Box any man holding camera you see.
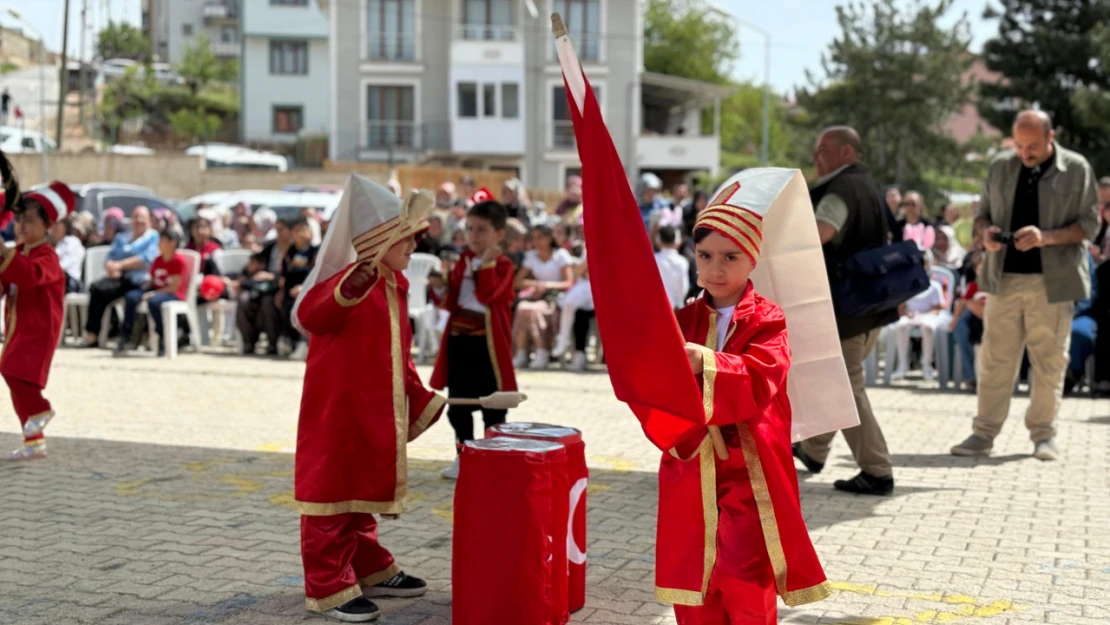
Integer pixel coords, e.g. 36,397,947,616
951,110,1100,461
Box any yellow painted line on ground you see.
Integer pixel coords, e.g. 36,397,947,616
830,583,1023,624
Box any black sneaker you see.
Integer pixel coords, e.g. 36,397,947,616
792,442,824,474
365,572,427,598
833,472,894,496
319,597,380,622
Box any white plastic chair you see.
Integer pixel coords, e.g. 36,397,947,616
200,248,252,346
403,252,440,363
159,249,203,359
881,266,956,384
61,246,111,346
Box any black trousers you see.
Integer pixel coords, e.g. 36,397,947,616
573,308,596,352
446,334,507,446
85,277,143,338
237,293,279,352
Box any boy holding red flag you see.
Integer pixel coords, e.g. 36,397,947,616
552,13,859,623
0,153,73,460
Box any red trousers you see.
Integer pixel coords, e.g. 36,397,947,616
5,374,51,444
673,447,777,625
300,513,399,612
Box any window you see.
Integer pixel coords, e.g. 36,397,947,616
552,0,600,61
273,106,304,134
457,82,477,118
367,85,416,148
483,84,497,117
367,0,417,61
221,26,236,43
182,23,194,36
552,84,601,148
270,40,309,75
501,83,519,119
271,0,309,5
463,0,513,40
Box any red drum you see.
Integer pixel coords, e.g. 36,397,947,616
452,437,570,625
487,423,588,612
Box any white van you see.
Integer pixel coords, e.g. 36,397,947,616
0,127,57,154
185,144,289,172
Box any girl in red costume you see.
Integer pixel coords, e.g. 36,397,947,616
290,174,446,622
0,152,73,461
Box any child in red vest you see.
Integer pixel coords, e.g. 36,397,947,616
0,154,72,460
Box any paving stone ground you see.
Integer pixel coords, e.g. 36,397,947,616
0,349,1107,625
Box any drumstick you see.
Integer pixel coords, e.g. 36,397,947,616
708,426,729,460
447,392,529,410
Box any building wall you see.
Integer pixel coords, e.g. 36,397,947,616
153,0,240,63
241,38,330,144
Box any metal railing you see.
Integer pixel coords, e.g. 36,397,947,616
454,23,518,42
210,41,239,57
366,32,418,62
202,2,237,20
364,121,450,153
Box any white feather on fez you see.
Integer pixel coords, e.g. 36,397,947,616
701,168,861,441
290,173,433,335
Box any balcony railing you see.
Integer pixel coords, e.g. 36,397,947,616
366,32,417,62
454,23,518,42
365,121,450,153
211,41,239,57
551,33,600,62
203,2,238,21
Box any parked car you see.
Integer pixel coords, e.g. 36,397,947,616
176,190,340,223
34,182,177,228
0,127,57,154
185,144,289,172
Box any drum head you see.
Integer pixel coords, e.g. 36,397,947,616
490,422,582,443
464,437,565,454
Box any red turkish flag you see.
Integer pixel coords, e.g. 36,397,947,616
554,21,703,451
14,107,23,120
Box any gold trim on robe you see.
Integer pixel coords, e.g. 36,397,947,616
358,562,402,588
385,278,408,509
409,394,446,441
333,264,378,308
484,308,503,390
305,583,363,612
737,423,789,596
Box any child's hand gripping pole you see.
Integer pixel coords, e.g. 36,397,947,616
447,392,529,410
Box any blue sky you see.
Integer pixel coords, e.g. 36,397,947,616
5,0,999,96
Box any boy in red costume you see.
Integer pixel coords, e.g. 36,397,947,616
0,156,73,461
430,196,517,480
290,174,446,622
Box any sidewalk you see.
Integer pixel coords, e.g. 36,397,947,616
0,350,1106,624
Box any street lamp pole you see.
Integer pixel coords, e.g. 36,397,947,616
733,18,771,166
7,9,47,181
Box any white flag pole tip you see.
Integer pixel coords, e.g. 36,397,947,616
552,13,567,37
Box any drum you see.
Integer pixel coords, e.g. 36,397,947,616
452,437,570,625
487,423,588,612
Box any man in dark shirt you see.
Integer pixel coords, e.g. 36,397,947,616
1001,149,1054,274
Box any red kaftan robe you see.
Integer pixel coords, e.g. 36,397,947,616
429,250,516,392
295,264,447,516
656,283,830,613
0,241,65,388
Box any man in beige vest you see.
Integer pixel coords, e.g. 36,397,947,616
951,110,1100,461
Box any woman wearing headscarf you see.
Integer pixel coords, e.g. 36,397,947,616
253,207,278,242
198,207,239,249
231,202,254,241
932,224,966,270
500,178,532,230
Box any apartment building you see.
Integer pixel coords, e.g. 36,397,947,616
144,0,242,63
320,0,729,189
240,0,331,144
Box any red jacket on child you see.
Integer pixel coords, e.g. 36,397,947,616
0,241,65,387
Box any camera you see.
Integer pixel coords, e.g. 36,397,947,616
991,231,1014,245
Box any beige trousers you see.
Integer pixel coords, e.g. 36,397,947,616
974,274,1073,443
801,328,893,478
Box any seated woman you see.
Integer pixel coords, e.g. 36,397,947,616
512,224,574,369
890,250,950,382
932,224,966,271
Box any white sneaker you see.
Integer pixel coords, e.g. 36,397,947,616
531,349,550,369
891,368,907,382
552,335,570,359
512,350,528,368
9,441,47,461
441,457,460,480
289,341,309,361
568,351,588,372
922,366,935,382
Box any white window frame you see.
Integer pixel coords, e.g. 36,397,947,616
451,0,523,41
360,0,423,67
545,0,607,65
457,81,479,119
545,77,605,152
360,77,422,150
501,81,520,119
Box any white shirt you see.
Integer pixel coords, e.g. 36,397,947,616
715,305,735,350
457,257,486,313
654,248,690,310
523,248,573,282
55,235,85,282
905,280,944,314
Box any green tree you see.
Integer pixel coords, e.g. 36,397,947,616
168,108,222,142
96,21,150,60
643,0,739,85
794,0,974,199
977,0,1110,173
176,35,226,96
